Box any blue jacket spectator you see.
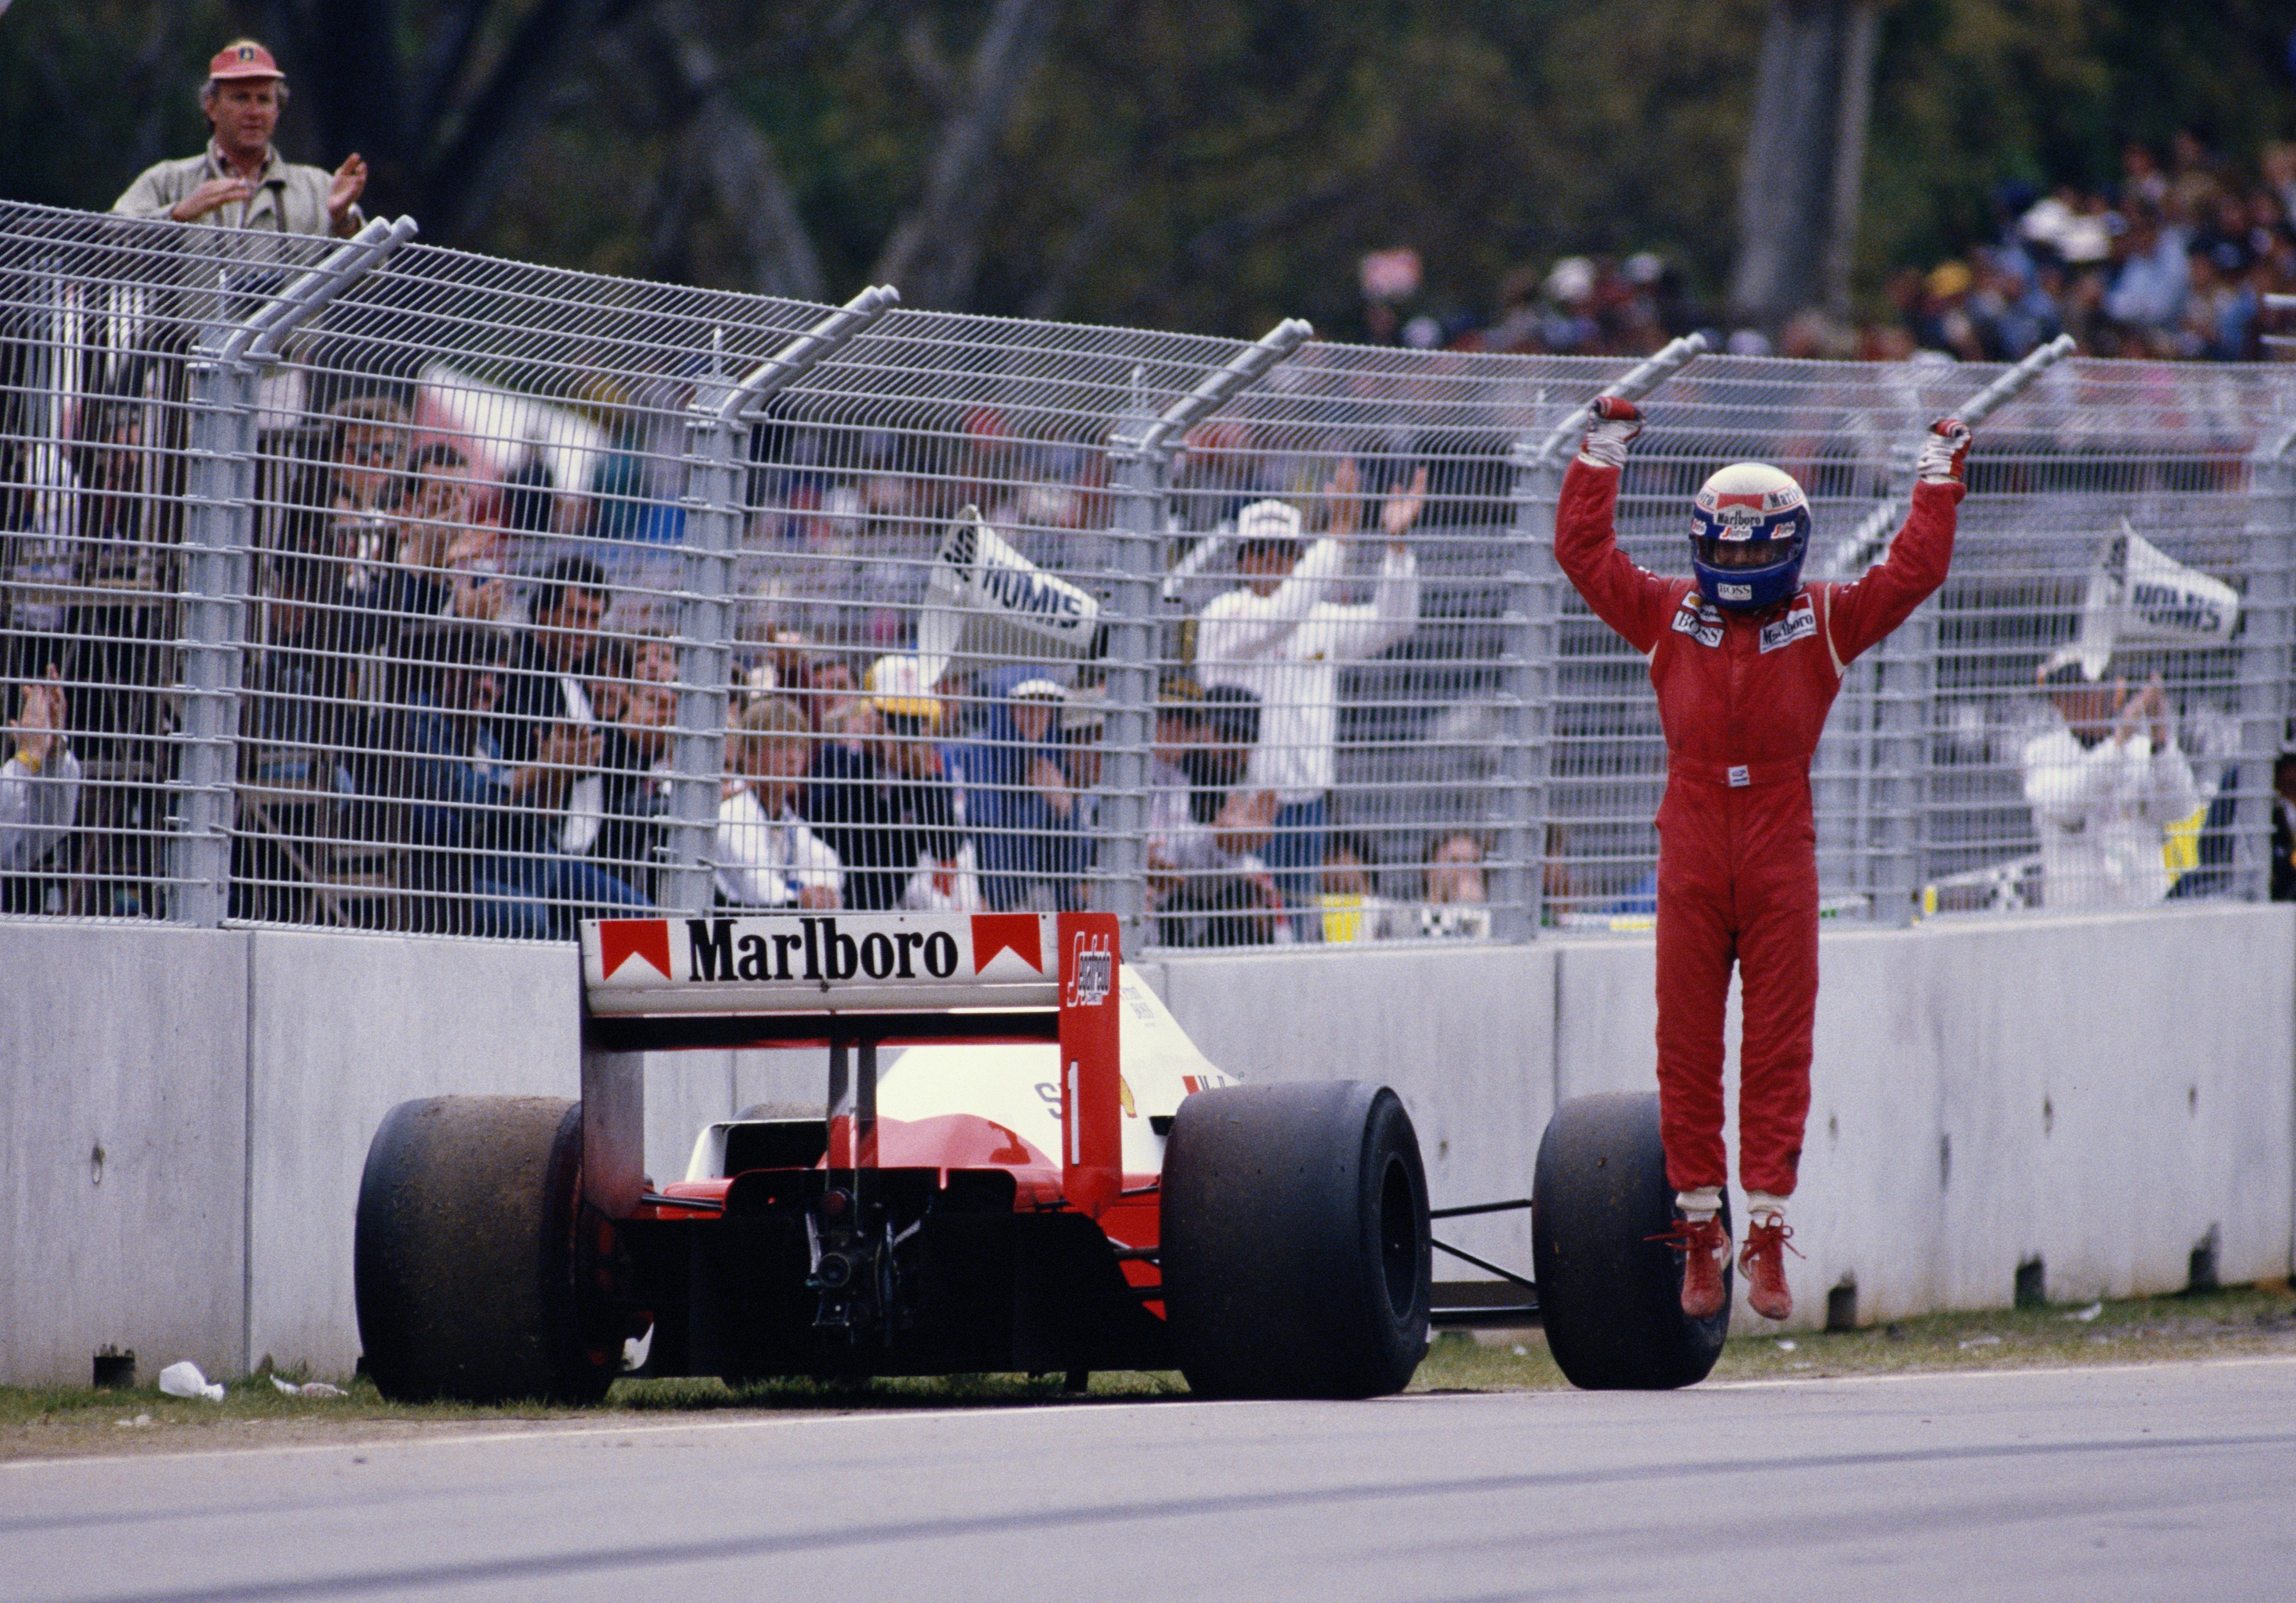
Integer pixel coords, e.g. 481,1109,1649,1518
965,665,1078,911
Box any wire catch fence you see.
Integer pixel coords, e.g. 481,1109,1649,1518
1,200,2289,950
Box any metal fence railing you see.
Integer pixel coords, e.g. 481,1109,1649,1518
2,199,2290,950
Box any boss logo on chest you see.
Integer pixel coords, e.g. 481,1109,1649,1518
1669,596,1724,648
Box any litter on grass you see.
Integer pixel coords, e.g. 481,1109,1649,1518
270,1377,347,1399
1957,1335,2004,1349
2063,1302,2104,1322
157,1361,223,1401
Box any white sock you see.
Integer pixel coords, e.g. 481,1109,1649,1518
1745,1192,1788,1226
1676,1186,1722,1220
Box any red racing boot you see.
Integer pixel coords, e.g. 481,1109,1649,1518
1650,1213,1731,1320
1740,1215,1801,1321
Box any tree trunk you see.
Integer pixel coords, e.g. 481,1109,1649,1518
871,0,1059,309
1727,0,1880,330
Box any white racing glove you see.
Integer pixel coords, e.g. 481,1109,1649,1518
1917,417,1973,485
1578,396,1642,470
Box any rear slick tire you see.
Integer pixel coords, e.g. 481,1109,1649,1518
1531,1090,1729,1391
355,1096,616,1404
1161,1081,1430,1399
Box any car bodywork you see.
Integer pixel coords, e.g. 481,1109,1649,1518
580,908,1230,1380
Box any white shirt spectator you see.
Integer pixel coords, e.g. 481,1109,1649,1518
2021,724,2200,909
0,749,81,875
1197,535,1421,804
715,785,841,907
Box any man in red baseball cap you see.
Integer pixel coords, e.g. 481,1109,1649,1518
112,40,367,238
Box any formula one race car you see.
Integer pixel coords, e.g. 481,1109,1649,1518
353,911,1725,1401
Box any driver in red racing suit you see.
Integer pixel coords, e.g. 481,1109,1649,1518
1555,397,1971,1322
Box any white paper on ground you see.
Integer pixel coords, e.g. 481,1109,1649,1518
158,1361,224,1401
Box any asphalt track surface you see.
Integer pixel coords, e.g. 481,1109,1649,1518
6,1357,2294,1603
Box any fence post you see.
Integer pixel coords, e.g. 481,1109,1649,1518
1102,318,1311,958
169,331,257,927
1494,439,1561,943
1841,336,2076,925
1100,420,1161,957
1496,334,1709,942
167,218,415,926
2233,407,2296,901
662,286,901,915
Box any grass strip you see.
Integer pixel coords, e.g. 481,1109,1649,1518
3,1281,2289,1460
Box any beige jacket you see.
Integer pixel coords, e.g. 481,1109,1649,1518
112,145,359,238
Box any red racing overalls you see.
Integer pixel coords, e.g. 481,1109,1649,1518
1554,459,1961,1196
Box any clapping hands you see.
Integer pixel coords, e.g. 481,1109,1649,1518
1327,457,1430,550
9,667,64,770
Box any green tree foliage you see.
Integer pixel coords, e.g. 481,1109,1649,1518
2,1,2290,333
1863,0,2296,279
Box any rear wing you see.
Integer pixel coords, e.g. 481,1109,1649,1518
577,911,1125,1218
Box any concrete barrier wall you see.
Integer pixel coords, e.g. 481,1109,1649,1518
2,902,2289,1383
0,923,249,1387
243,931,582,1376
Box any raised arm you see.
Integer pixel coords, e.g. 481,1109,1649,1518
1553,399,1675,654
1312,545,1423,663
1824,420,1970,664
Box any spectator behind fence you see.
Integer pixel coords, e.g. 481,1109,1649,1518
1154,684,1287,947
805,654,872,744
597,638,679,899
1144,676,1207,900
967,668,1076,912
391,622,518,935
802,656,961,912
717,698,840,909
1048,684,1107,910
391,621,588,940
2022,659,2200,909
1318,831,1400,944
313,395,408,611
490,557,651,932
1196,458,1425,932
1,669,81,911
1414,831,1493,940
2271,752,2296,904
372,443,486,621
111,40,367,238
234,550,360,921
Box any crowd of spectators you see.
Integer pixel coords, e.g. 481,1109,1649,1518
1365,131,2296,365
8,344,2250,937
10,54,2274,934
1,360,1517,942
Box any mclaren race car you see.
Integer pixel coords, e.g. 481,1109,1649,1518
353,911,1725,1401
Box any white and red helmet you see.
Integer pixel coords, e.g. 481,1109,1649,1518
1689,462,1811,610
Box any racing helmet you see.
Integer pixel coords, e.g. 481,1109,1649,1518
1689,462,1811,611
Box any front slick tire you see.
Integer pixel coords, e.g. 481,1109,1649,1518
1162,1082,1430,1399
355,1096,616,1404
1532,1091,1729,1391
